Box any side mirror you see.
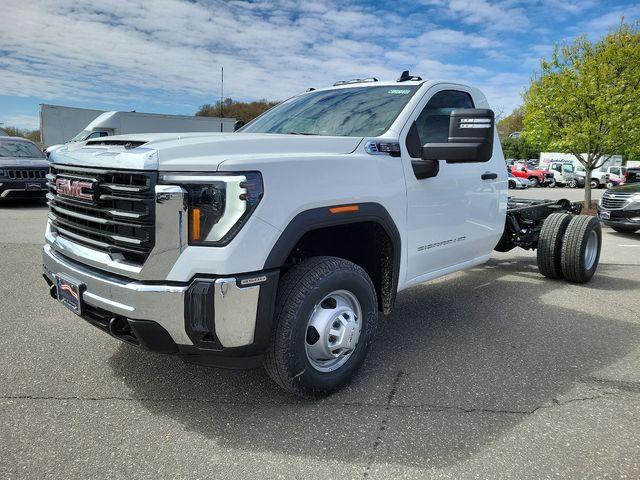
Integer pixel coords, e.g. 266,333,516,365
422,109,494,163
233,120,245,132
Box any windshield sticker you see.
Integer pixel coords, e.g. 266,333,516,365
387,89,411,94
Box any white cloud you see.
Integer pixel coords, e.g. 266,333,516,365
420,0,530,31
0,0,512,111
1,114,40,130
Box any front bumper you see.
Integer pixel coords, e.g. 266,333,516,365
43,244,278,368
597,205,640,228
0,178,48,198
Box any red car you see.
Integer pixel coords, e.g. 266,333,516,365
509,163,555,187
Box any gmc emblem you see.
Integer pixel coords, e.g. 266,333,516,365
55,178,95,201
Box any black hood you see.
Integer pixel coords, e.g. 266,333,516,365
0,157,49,168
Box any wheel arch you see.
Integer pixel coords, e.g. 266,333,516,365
263,203,401,314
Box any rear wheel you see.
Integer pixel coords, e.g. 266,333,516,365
569,179,577,188
611,226,639,234
590,179,599,189
529,176,540,187
508,180,516,189
264,256,378,398
561,216,602,283
537,213,572,279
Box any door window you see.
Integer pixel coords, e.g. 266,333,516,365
415,90,474,144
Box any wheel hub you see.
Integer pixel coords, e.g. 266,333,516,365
305,290,362,372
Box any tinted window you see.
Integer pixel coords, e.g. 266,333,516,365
415,90,474,144
242,86,419,137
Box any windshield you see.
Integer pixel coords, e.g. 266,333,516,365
71,130,91,142
0,140,45,158
242,85,420,137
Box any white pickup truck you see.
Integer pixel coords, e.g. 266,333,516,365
43,73,602,397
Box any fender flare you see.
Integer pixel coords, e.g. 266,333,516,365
263,203,401,308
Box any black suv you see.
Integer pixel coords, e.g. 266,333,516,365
0,136,49,200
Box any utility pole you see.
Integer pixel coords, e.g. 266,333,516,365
220,66,224,133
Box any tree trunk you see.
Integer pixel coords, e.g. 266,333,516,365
584,171,592,209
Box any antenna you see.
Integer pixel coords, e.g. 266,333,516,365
220,66,224,133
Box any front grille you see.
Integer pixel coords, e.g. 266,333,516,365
7,169,46,179
601,191,632,210
47,165,157,264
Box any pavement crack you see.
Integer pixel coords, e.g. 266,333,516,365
362,371,406,479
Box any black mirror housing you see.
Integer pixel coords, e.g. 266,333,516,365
422,108,494,163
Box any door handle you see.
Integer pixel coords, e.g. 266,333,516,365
481,172,498,180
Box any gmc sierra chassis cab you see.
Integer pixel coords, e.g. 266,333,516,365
43,73,602,397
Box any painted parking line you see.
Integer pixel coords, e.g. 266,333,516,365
618,244,640,247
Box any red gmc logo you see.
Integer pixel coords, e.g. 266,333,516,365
55,178,95,201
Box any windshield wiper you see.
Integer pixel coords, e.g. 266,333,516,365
285,131,319,135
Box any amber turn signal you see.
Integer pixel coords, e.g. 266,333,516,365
329,205,360,214
189,207,202,242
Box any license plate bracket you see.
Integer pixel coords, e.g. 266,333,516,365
56,274,85,315
25,182,44,191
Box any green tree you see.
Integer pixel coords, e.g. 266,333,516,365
196,98,279,123
2,126,41,144
497,106,524,139
522,21,640,206
501,136,539,160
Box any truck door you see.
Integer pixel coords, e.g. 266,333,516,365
400,87,505,282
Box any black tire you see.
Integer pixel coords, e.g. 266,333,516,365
590,179,599,189
611,226,639,234
263,256,378,398
508,180,516,189
561,216,602,283
569,179,577,188
537,213,572,279
529,176,539,187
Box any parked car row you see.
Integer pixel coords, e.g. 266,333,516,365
506,161,620,189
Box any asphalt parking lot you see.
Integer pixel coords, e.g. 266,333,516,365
1,193,639,480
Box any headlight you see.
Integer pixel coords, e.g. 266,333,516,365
160,172,263,246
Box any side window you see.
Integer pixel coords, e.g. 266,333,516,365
415,90,474,144
87,131,109,139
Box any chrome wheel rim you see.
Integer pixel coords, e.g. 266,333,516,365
584,230,598,270
305,290,362,373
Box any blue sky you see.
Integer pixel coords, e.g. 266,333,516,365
1,0,638,130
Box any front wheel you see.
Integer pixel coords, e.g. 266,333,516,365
590,179,599,189
569,179,577,188
264,256,378,398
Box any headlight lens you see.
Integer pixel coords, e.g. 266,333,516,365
160,172,263,246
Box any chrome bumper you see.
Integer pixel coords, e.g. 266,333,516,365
43,244,261,348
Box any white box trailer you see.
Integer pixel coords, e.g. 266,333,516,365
40,104,106,147
41,105,237,149
76,111,236,140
